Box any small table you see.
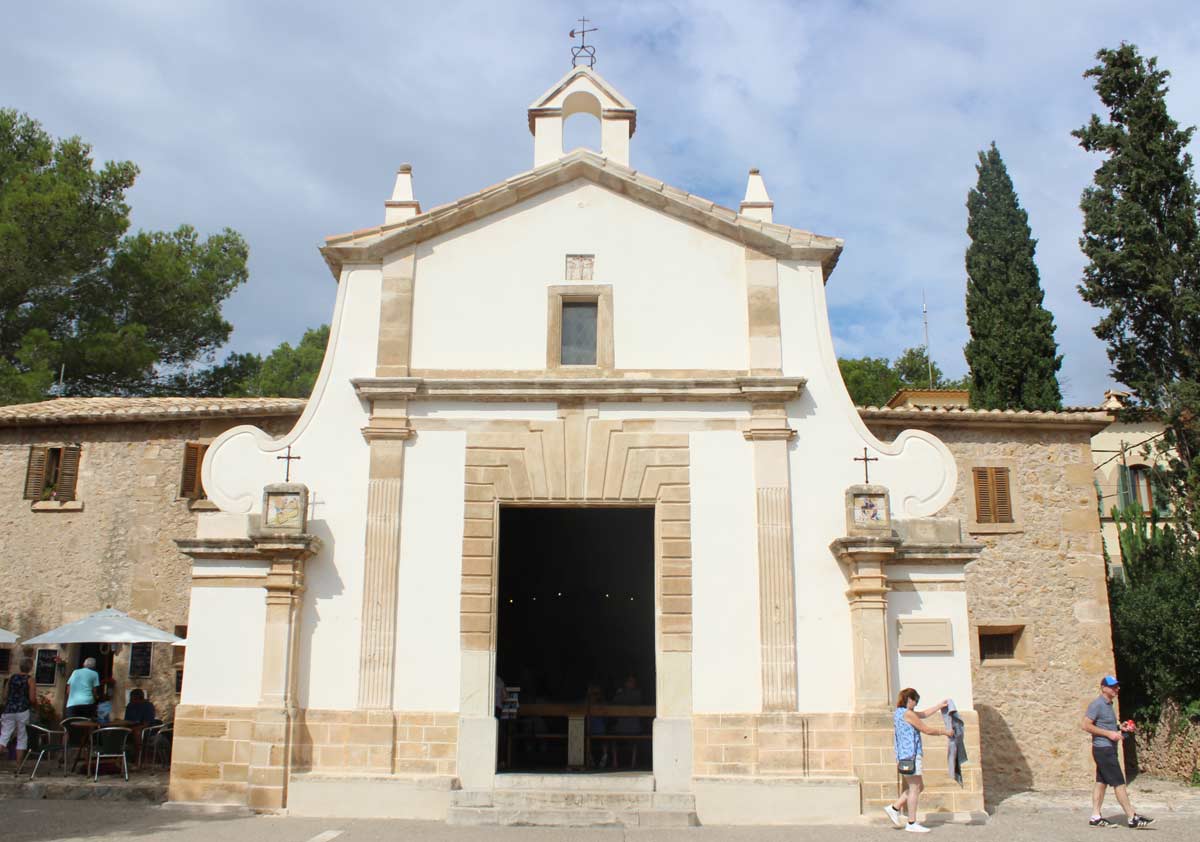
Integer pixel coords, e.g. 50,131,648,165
511,703,655,768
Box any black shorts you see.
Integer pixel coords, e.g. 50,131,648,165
1093,745,1126,786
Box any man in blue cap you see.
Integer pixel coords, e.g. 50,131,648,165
1080,675,1153,828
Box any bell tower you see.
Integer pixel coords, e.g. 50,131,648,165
527,65,637,168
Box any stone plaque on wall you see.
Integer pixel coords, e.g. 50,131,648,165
565,254,594,281
897,618,954,653
844,483,892,536
261,482,309,533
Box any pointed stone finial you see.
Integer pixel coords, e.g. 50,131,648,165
385,163,421,225
740,167,774,223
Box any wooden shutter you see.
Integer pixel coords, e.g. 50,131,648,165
973,466,1013,524
180,443,208,499
53,445,82,501
23,447,49,500
992,467,1013,523
1116,465,1133,509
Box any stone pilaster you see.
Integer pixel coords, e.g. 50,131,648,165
247,533,319,811
745,249,782,374
744,407,798,711
356,421,414,710
831,535,898,713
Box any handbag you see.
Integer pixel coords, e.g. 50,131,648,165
897,756,916,775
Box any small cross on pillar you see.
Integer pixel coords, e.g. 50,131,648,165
853,447,879,484
277,445,301,482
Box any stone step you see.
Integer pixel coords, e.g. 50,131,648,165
446,805,699,827
494,772,655,792
491,789,654,810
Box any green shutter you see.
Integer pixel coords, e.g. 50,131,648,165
1116,465,1134,510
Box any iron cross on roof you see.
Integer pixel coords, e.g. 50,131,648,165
277,445,301,482
570,16,598,67
854,447,879,484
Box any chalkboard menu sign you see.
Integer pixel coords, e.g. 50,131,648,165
34,650,57,685
128,642,152,678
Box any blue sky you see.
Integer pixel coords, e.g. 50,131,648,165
4,1,1199,405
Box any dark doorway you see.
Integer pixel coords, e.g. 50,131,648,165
497,506,655,771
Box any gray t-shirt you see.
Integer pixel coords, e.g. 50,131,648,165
1086,696,1118,748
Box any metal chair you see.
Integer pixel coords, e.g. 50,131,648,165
149,723,173,767
58,717,92,774
137,723,165,767
88,727,132,781
18,724,64,779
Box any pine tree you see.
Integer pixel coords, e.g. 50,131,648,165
1074,44,1200,538
963,143,1063,410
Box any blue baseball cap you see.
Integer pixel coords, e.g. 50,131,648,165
1101,675,1120,688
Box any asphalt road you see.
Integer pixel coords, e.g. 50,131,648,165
2,800,1197,842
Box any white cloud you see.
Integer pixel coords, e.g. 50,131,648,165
3,0,1198,403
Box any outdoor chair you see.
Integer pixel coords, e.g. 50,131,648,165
58,717,92,774
18,724,65,779
88,727,132,782
145,723,172,767
138,723,166,767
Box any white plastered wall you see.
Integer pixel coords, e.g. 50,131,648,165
690,430,762,713
182,583,266,707
408,181,749,372
778,259,959,712
886,574,974,708
393,430,467,711
199,265,381,710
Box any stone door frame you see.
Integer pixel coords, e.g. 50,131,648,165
454,421,694,791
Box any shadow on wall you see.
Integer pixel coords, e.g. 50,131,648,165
977,703,1033,811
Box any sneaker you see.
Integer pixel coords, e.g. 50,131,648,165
884,805,904,828
1089,817,1118,828
1128,815,1154,828
904,823,931,833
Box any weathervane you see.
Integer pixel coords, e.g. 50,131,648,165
570,16,597,67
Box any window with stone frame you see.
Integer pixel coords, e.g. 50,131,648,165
560,299,599,365
180,442,209,500
978,624,1027,663
972,467,1013,524
23,444,82,502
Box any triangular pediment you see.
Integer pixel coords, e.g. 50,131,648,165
321,150,842,281
528,65,634,111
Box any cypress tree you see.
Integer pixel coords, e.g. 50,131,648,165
963,143,1063,410
1074,43,1200,537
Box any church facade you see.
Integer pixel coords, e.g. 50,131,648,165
168,66,1115,824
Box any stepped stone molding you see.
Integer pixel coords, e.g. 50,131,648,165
458,411,693,655
353,375,804,404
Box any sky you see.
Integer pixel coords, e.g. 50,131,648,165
3,1,1199,406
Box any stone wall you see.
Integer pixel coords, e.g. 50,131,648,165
0,415,296,717
1132,702,1200,783
292,709,458,776
869,421,1115,804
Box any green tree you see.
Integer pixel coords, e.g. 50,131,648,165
0,109,248,403
838,356,900,407
963,143,1063,411
247,325,330,398
1075,44,1200,539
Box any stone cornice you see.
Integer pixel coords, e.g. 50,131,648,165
176,534,323,563
742,426,797,441
351,375,806,403
860,406,1111,433
321,151,843,281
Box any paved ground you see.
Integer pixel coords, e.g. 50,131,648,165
3,795,1198,842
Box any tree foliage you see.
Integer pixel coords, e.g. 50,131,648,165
963,143,1063,411
1075,44,1200,540
838,346,967,407
0,109,248,403
248,325,330,398
1108,505,1200,719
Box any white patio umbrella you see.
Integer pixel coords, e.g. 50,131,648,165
22,608,182,645
0,628,17,644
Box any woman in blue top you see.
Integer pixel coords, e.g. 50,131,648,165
885,688,952,834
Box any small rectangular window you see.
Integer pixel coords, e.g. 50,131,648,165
0,649,10,673
180,443,209,500
23,445,81,502
175,667,184,695
128,642,153,678
978,625,1024,662
972,467,1013,524
561,300,598,365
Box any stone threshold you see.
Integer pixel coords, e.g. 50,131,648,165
0,777,166,803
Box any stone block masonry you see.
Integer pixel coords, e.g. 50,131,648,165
292,709,458,777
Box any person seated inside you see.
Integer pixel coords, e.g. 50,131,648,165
124,689,157,725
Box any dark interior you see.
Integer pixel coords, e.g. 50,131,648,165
496,506,655,770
